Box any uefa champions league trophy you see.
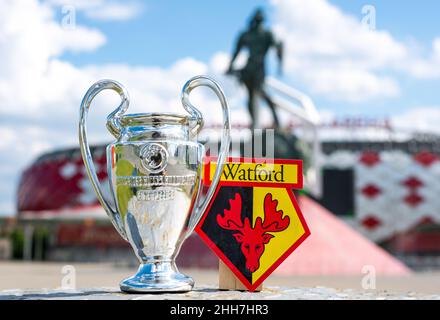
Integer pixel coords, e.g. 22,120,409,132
79,76,231,293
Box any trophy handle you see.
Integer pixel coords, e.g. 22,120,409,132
79,79,129,240
181,75,231,238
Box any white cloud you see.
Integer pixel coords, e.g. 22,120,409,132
270,0,422,102
1,0,440,215
46,0,143,21
0,0,105,113
392,107,440,134
0,124,54,214
403,38,440,79
46,0,102,9
84,2,143,21
301,68,400,102
0,0,244,214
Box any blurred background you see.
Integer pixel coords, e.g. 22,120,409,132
1,0,440,292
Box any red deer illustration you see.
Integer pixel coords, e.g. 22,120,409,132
217,193,290,272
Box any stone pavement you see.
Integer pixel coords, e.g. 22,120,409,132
1,285,439,300
0,262,439,300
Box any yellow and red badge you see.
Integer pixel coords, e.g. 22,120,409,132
196,157,310,291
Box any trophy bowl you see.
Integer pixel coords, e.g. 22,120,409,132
79,76,230,293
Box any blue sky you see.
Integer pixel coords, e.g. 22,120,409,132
62,1,439,66
60,0,271,67
1,0,440,215
57,0,440,119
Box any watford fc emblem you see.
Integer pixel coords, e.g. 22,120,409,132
197,158,310,291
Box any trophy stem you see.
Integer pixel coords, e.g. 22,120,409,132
120,260,194,293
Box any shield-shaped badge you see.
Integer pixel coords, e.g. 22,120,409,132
197,158,310,291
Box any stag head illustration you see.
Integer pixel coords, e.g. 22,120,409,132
216,193,290,272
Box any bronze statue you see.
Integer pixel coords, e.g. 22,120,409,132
227,8,283,129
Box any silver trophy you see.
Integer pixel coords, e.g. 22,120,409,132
79,75,230,293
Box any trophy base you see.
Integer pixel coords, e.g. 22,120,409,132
120,261,194,293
